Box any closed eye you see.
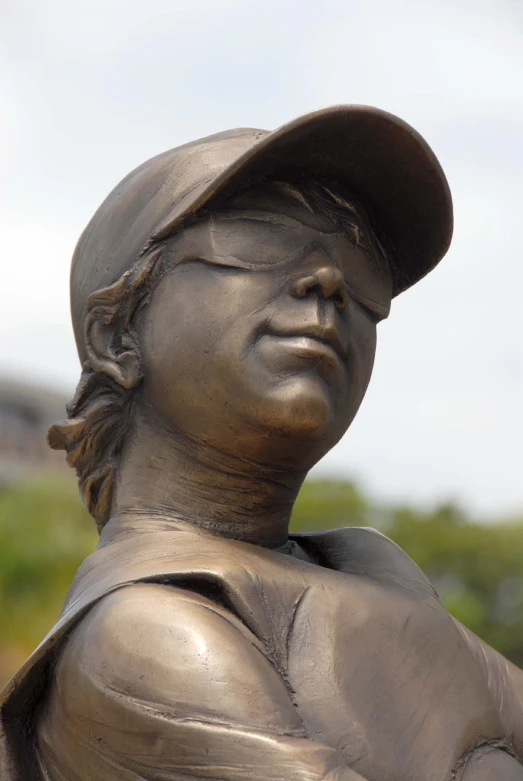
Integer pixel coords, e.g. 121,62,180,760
346,286,390,323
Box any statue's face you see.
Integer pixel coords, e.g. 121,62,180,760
137,199,392,469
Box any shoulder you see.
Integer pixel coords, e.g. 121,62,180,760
296,526,438,596
454,619,523,755
52,583,302,733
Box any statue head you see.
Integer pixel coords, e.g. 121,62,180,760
48,106,453,530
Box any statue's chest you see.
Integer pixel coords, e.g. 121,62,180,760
281,568,504,781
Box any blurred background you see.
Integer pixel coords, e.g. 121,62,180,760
1,0,522,686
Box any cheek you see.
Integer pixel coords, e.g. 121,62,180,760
139,264,277,407
140,274,213,386
345,314,378,408
360,323,378,375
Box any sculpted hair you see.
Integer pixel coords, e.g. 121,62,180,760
47,246,166,531
48,178,388,531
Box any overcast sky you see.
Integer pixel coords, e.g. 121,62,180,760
1,0,522,516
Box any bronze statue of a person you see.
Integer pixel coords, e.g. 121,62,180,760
1,106,522,781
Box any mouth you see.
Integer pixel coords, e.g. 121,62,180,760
263,334,344,370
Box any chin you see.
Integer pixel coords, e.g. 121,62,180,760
258,376,339,439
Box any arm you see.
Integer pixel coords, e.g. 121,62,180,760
37,583,365,781
454,619,523,758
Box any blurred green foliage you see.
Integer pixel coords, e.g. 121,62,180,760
1,474,522,687
0,475,97,684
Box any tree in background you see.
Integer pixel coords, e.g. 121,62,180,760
0,476,522,687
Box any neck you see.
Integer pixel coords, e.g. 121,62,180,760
111,402,307,548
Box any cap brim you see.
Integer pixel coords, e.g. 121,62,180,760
152,105,453,297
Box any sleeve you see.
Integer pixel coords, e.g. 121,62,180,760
36,583,366,781
454,619,523,759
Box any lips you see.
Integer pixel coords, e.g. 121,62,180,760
259,322,348,374
268,335,342,369
266,322,347,364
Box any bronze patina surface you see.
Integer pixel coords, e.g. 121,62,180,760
1,106,522,781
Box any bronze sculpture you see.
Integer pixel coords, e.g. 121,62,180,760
1,105,522,780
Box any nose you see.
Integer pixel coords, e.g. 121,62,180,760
292,266,348,310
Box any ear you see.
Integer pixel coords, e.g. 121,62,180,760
84,314,142,390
